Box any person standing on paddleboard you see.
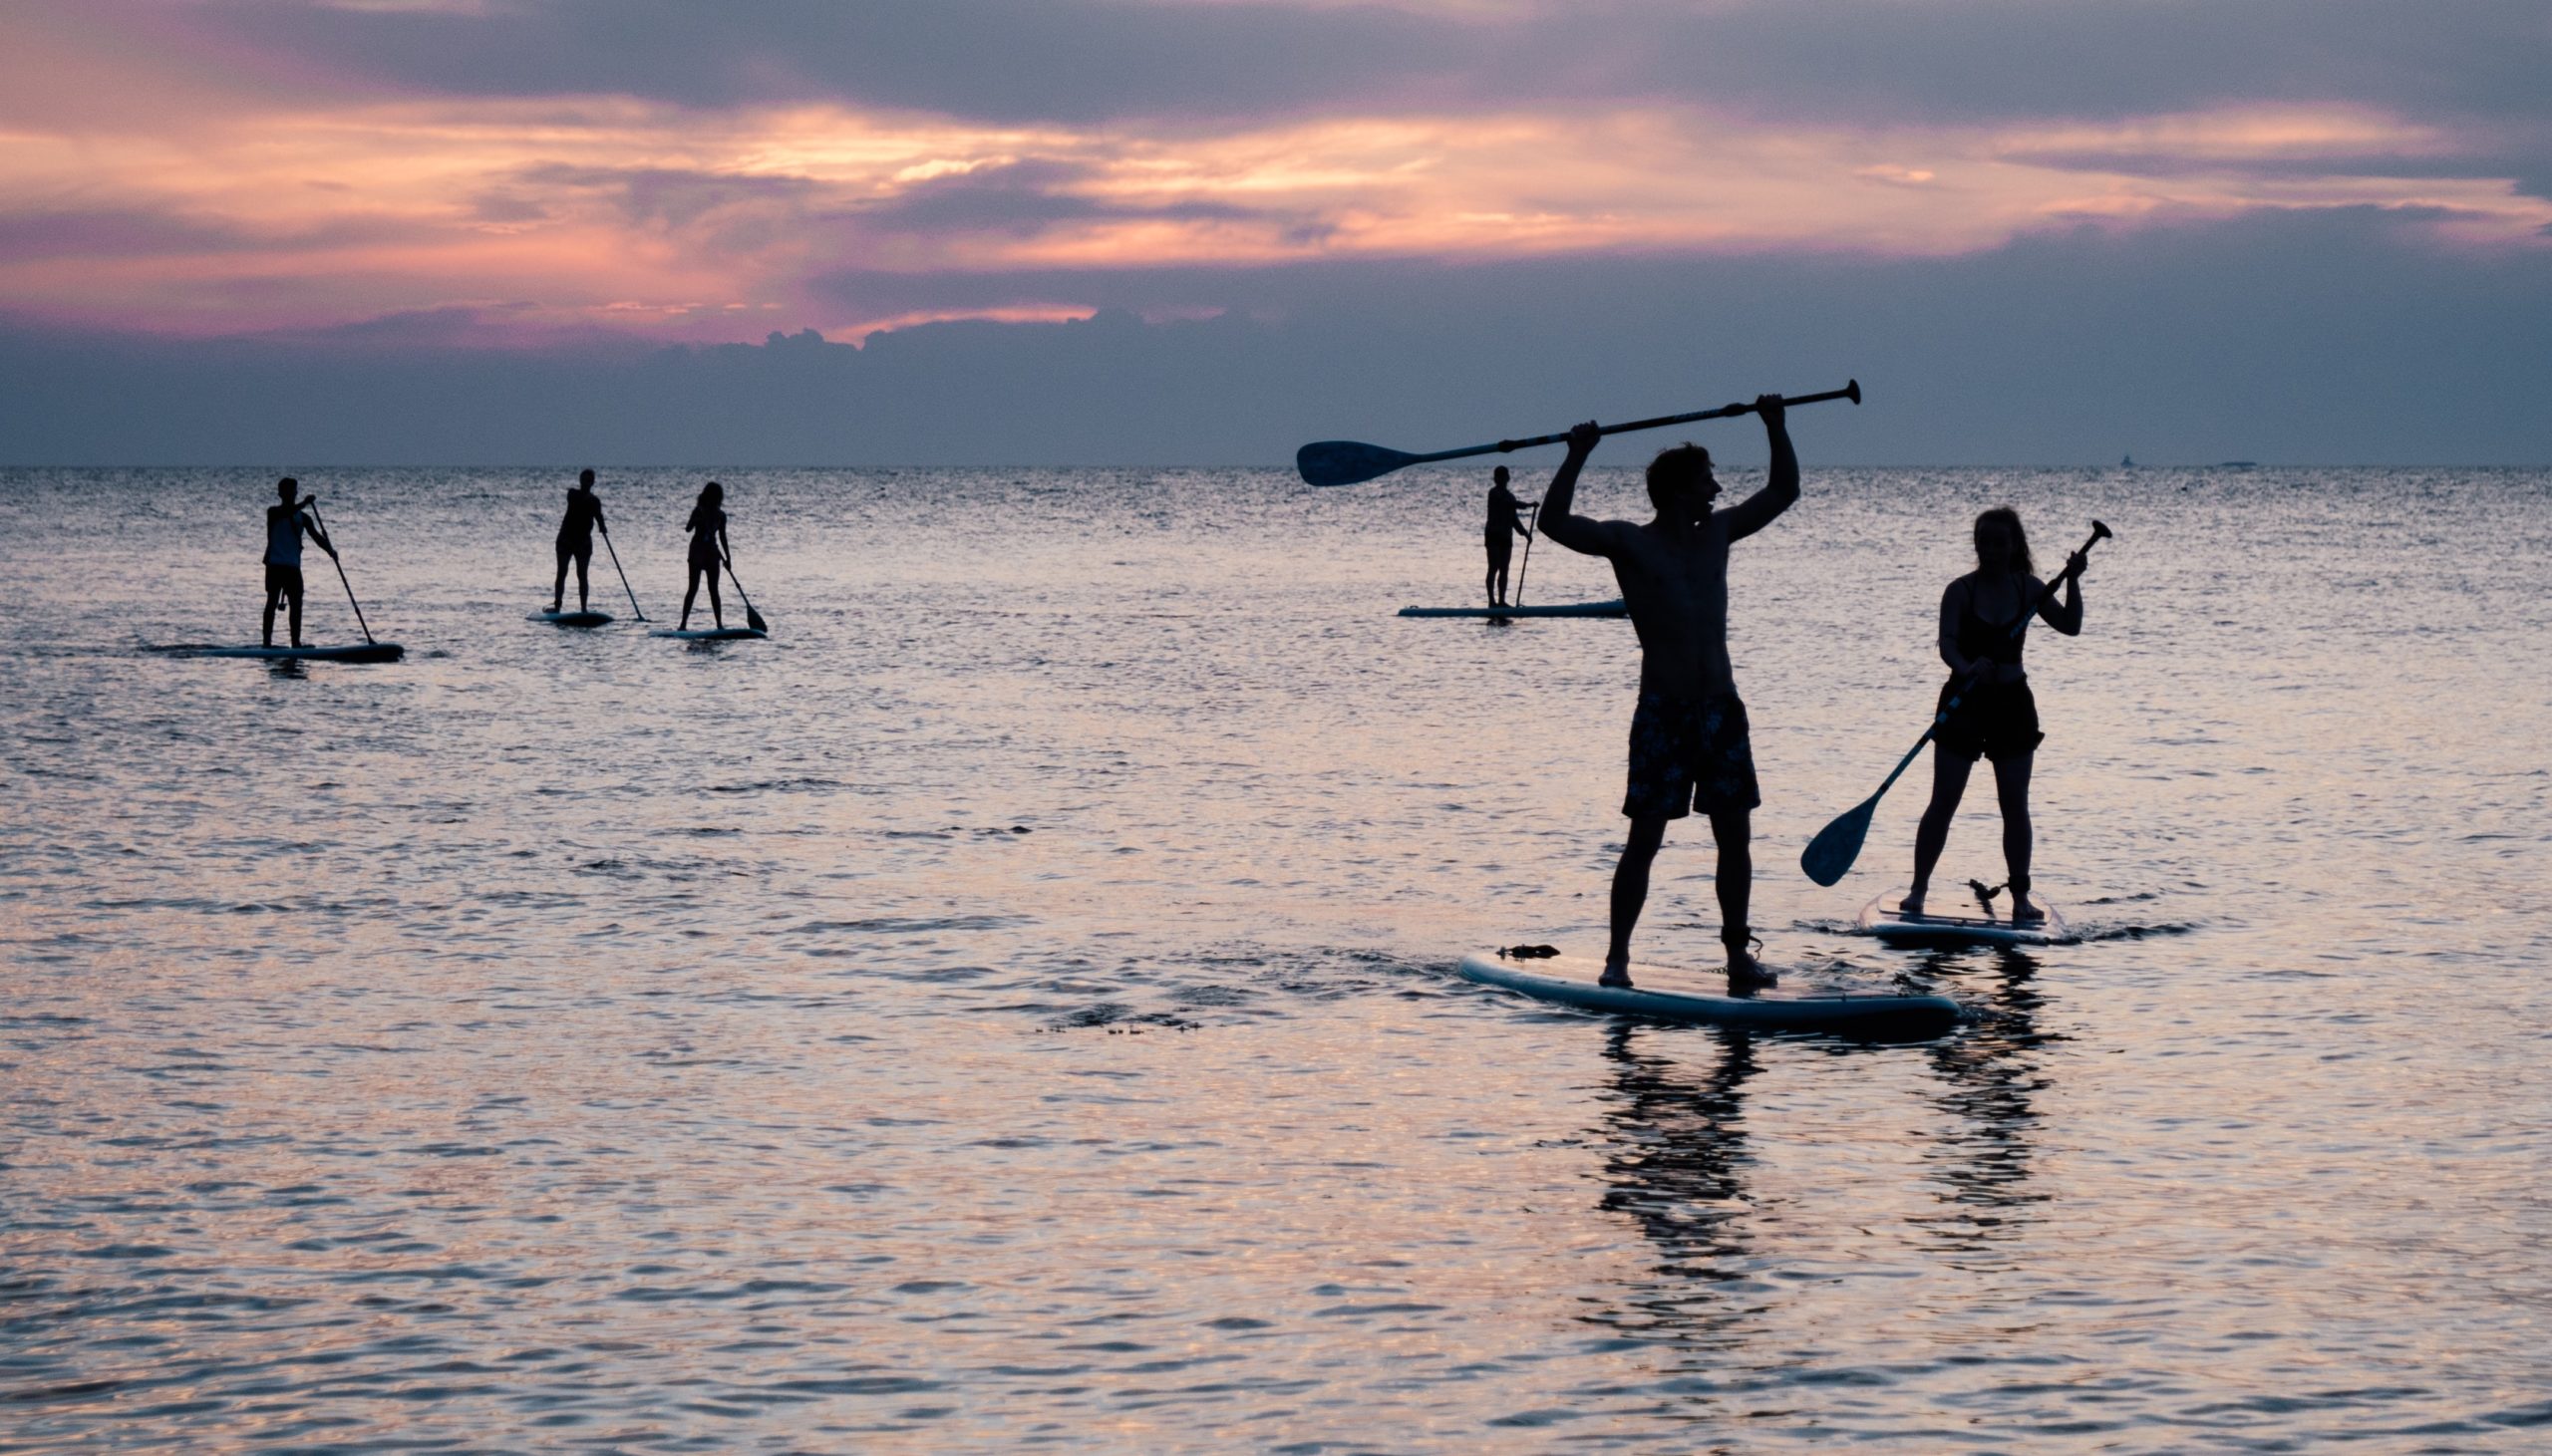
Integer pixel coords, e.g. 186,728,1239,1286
550,468,609,614
1538,397,1797,992
261,476,335,649
1483,466,1536,607
1900,507,2085,924
678,480,731,632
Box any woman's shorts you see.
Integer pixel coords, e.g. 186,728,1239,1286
1936,678,2043,762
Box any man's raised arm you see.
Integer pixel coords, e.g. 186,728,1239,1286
1721,395,1797,541
1535,421,1614,557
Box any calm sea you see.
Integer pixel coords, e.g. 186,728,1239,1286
4,465,2548,1451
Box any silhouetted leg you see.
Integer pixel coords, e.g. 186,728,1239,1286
681,565,703,629
1485,560,1496,606
1708,806,1773,987
1908,744,1977,914
1993,749,2039,919
707,571,724,629
1605,815,1669,983
263,584,280,648
287,583,304,647
552,542,570,611
1707,805,1753,944
574,550,591,611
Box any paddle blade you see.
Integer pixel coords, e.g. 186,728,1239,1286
745,605,768,633
1298,439,1420,487
1799,797,1877,887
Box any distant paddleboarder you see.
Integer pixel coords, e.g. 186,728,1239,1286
261,476,335,649
1483,466,1536,606
1539,398,1798,991
550,468,609,614
1899,507,2085,924
678,480,731,632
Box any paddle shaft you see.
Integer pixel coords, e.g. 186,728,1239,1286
302,500,378,646
601,527,647,621
1512,502,1540,607
722,554,767,633
1414,382,1859,469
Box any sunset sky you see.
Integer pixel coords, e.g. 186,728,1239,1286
4,0,2548,463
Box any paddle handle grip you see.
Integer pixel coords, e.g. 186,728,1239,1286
1492,380,1860,455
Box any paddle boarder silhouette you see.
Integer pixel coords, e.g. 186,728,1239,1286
1483,466,1536,606
1538,397,1798,991
261,476,334,648
678,480,730,631
1900,508,2085,924
550,468,609,613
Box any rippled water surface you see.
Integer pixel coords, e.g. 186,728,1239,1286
5,464,2549,1451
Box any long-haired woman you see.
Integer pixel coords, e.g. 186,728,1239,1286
1902,507,2085,922
679,480,730,631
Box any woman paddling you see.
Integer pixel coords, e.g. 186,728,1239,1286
1901,507,2085,924
678,480,732,631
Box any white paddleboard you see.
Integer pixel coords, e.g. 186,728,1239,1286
163,643,405,663
529,609,614,627
1856,892,2067,946
1458,952,1959,1034
1399,599,1627,618
649,627,767,641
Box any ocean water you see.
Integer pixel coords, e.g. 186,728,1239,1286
3,464,2547,1452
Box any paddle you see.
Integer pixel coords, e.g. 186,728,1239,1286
601,525,648,621
1298,380,1859,487
301,498,381,647
1512,501,1540,608
722,555,769,634
1798,520,2112,888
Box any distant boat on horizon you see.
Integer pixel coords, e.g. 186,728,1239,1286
2120,453,2135,467
2220,460,2258,468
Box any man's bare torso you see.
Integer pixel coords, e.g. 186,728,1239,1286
1610,513,1735,702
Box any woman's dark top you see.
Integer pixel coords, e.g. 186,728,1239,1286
1954,575,2035,669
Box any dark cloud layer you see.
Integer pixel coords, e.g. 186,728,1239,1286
181,0,2552,139
6,209,2544,465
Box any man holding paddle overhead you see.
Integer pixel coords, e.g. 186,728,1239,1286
1538,397,1796,992
261,476,334,649
1484,466,1535,607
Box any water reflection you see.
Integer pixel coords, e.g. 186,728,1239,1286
1584,1022,1762,1343
1918,949,2055,1247
1585,959,2052,1340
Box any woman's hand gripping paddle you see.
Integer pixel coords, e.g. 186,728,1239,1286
1297,381,1859,487
1798,520,2110,887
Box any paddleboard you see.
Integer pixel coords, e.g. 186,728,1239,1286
163,643,405,663
1400,599,1627,619
1856,892,2068,947
1458,952,1960,1034
649,627,767,641
529,609,614,627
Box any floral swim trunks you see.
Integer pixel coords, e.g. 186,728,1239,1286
1623,689,1759,820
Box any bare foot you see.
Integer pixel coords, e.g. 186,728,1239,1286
2011,896,2046,924
1898,889,1928,919
1598,957,1633,989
